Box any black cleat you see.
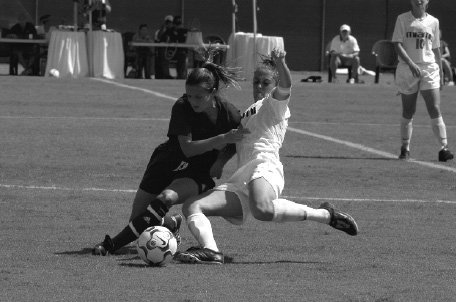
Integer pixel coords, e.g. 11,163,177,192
438,147,454,162
398,146,410,160
174,246,224,264
169,214,183,246
92,235,114,256
319,202,358,236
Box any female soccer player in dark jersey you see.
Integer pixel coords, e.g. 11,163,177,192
92,55,249,255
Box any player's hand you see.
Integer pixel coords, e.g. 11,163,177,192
209,161,224,179
408,63,421,78
271,49,286,64
223,124,250,144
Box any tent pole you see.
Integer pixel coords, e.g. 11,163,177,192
320,0,326,71
252,0,257,66
73,0,78,31
88,0,93,77
35,0,39,24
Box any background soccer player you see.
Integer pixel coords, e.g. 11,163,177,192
393,0,453,162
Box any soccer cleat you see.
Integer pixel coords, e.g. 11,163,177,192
438,147,454,162
169,214,183,246
319,202,358,236
174,246,224,264
398,147,410,160
92,235,114,256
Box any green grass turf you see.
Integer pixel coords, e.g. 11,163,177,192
1,74,455,301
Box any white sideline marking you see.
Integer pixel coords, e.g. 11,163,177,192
1,183,454,204
92,78,177,101
0,184,135,193
289,121,456,129
0,116,169,121
288,126,456,174
281,195,456,205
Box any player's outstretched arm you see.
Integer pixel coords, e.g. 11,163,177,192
271,49,291,101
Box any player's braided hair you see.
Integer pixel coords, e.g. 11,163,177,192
186,47,241,91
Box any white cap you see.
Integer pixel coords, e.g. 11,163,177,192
340,24,351,32
164,15,173,22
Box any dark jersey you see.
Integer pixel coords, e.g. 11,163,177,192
139,94,240,194
166,94,241,172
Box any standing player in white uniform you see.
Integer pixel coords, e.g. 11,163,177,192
393,0,453,162
174,50,358,264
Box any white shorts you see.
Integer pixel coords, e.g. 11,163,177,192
395,62,440,94
214,157,285,225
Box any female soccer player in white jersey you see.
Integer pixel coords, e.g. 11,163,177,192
393,0,453,162
174,50,358,264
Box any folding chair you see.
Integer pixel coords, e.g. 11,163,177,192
371,40,398,84
325,41,352,83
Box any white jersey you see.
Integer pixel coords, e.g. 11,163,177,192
330,35,360,55
392,11,440,65
216,91,291,224
236,91,291,168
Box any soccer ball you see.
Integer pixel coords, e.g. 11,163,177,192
136,226,177,266
49,68,60,78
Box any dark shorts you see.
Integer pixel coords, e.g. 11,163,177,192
139,145,215,195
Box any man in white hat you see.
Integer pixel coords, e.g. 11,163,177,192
329,24,361,83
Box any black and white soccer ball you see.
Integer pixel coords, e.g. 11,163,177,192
136,226,177,266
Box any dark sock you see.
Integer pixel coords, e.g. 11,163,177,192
110,226,137,251
162,214,176,231
110,198,169,252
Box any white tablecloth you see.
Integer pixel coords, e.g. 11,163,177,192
227,32,285,80
45,31,89,78
89,31,124,79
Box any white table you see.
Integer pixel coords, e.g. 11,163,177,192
226,32,285,79
0,38,48,44
89,31,124,79
129,41,229,49
0,38,48,75
45,30,89,78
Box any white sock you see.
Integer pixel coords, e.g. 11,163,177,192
187,213,219,252
431,116,448,148
271,199,330,224
400,117,413,150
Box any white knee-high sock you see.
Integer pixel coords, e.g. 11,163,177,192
431,116,448,148
187,213,219,252
271,199,330,224
400,117,413,150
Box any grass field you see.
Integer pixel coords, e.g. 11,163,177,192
1,73,455,302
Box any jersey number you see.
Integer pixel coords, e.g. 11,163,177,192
416,38,425,49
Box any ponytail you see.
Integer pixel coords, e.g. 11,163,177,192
186,47,242,92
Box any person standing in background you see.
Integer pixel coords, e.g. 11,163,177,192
154,15,175,79
439,29,454,86
133,24,154,79
392,0,453,162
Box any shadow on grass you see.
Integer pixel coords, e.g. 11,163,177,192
284,155,395,160
223,256,324,265
54,246,137,256
171,255,323,265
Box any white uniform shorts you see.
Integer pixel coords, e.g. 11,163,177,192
214,157,285,225
395,62,440,94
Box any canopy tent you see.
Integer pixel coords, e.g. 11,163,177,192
0,0,35,29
